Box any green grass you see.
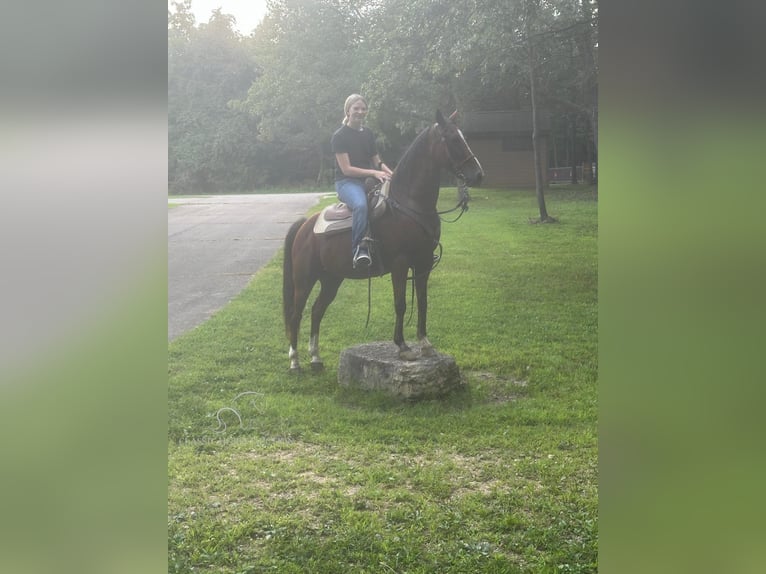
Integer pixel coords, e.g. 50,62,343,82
168,186,597,573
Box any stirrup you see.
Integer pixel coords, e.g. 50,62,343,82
353,245,371,268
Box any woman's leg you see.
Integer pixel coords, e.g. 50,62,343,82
336,178,369,260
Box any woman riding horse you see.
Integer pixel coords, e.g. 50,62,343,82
331,94,393,268
283,109,483,371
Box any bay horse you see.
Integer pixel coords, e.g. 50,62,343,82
282,110,484,370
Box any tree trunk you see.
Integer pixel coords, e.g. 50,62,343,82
591,102,598,189
584,138,593,184
526,0,553,223
579,0,598,189
529,60,549,220
570,116,578,184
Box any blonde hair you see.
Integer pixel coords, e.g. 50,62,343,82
342,94,368,125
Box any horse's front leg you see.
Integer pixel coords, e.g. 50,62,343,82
308,334,322,371
288,345,300,370
414,265,435,357
391,262,418,361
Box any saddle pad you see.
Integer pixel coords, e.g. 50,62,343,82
323,203,353,221
314,203,353,235
314,180,390,235
313,211,353,235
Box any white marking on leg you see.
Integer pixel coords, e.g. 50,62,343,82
309,334,322,364
420,336,435,357
289,345,300,370
399,344,418,361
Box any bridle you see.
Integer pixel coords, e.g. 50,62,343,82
440,127,478,176
384,123,477,239
447,148,478,181
438,130,476,221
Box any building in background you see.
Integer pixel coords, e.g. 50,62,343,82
461,110,550,188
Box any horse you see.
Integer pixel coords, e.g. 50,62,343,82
282,110,484,371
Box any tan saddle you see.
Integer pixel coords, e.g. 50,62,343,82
314,180,390,235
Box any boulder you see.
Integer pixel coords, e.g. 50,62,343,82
338,341,464,400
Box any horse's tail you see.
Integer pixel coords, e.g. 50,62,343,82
283,218,306,336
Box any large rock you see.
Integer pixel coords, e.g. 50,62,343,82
338,342,464,399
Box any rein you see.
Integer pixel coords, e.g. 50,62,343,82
391,129,474,227
387,180,470,230
437,178,471,222
386,175,471,234
439,130,475,222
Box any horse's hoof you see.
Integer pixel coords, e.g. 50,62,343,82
310,361,325,372
420,345,436,358
399,349,419,361
289,365,302,374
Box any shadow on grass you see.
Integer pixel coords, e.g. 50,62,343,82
331,379,475,413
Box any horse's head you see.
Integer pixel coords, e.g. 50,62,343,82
435,109,484,187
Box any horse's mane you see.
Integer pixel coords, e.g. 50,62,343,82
391,124,434,187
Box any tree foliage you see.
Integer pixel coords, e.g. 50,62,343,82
169,1,262,192
239,0,374,185
168,0,598,192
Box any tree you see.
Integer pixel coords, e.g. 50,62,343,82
240,0,373,185
168,3,261,192
524,0,554,222
167,0,598,191
534,0,599,185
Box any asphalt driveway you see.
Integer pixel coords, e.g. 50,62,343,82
168,193,327,341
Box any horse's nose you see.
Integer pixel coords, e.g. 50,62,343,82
469,167,483,187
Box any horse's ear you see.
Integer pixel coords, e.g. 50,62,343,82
435,109,446,126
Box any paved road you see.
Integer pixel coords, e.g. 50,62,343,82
168,193,327,341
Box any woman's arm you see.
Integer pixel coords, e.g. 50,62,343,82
372,153,393,177
336,153,390,181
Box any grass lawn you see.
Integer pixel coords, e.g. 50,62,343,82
168,186,598,573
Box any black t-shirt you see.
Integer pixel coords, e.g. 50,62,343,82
331,125,377,181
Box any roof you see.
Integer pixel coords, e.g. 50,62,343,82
461,110,550,133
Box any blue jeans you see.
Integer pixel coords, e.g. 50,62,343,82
335,178,369,256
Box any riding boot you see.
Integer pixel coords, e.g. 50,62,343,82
353,242,371,268
356,223,376,269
